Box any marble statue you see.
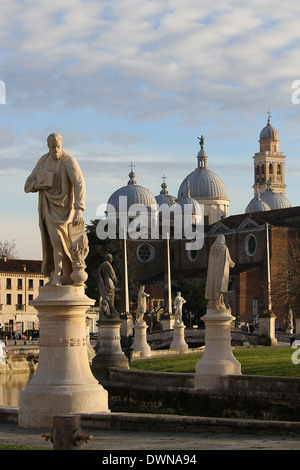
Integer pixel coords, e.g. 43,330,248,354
24,133,87,287
136,285,149,323
205,234,235,310
97,254,118,317
173,292,186,323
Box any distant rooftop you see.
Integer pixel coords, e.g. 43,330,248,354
0,257,43,275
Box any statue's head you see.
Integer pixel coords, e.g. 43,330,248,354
105,253,113,262
216,234,225,244
47,133,63,160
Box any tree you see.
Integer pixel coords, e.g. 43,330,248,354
85,220,138,310
0,240,18,259
270,237,300,321
175,277,207,326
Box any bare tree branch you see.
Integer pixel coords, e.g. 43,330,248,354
0,240,18,259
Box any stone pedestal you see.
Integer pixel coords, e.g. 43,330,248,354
170,321,188,353
120,314,134,337
18,286,109,428
132,321,151,358
258,314,277,346
91,318,129,381
294,316,300,338
195,308,241,390
160,314,175,331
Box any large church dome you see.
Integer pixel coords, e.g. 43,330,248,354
107,169,157,211
178,167,228,199
177,137,230,225
177,137,228,200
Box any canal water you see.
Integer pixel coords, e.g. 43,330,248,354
0,373,33,408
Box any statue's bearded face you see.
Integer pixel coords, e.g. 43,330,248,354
48,139,63,159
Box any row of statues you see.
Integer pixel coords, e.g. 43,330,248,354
96,252,188,323
24,134,235,316
94,234,234,322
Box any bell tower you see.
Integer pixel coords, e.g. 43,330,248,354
253,113,286,196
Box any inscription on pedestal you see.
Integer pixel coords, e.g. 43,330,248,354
39,337,87,347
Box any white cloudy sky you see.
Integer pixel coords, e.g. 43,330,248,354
1,0,300,259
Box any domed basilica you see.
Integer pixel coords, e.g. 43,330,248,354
105,116,300,328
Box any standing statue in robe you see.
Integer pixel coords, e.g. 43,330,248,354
97,254,118,317
205,234,235,311
24,133,87,287
136,285,149,323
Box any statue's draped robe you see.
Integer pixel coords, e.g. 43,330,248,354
24,151,85,278
205,236,235,303
137,289,148,320
97,260,117,309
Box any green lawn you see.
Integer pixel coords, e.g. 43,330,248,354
130,346,300,377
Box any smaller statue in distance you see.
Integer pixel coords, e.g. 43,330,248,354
136,285,150,323
97,254,119,319
205,234,235,311
173,292,186,323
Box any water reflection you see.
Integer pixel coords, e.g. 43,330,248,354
0,373,33,408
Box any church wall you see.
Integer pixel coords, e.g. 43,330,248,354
236,266,263,323
176,238,208,271
127,239,165,283
125,212,300,329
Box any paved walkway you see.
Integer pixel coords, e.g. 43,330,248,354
0,421,300,451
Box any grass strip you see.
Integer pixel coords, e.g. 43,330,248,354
130,346,300,377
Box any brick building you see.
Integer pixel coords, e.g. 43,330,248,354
126,206,300,328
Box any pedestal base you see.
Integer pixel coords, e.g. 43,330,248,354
258,315,277,346
132,321,151,358
18,286,109,428
195,308,241,390
170,321,188,353
91,318,129,381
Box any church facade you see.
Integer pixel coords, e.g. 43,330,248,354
106,116,299,329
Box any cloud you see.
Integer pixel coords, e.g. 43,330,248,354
2,0,300,122
2,0,300,258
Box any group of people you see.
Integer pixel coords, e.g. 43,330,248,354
239,322,255,333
